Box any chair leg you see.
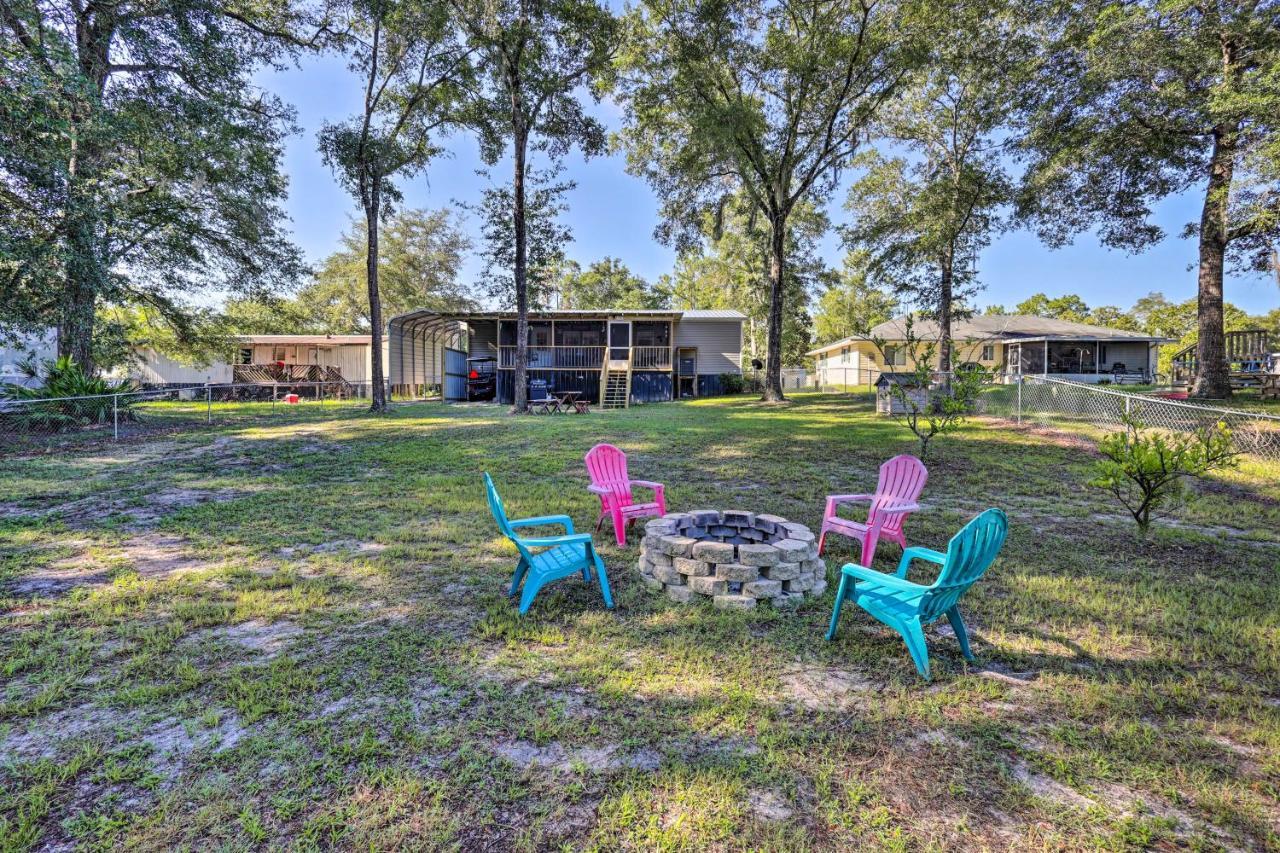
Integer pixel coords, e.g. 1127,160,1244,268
591,547,614,609
518,577,542,615
858,529,881,568
508,555,529,598
825,573,851,640
817,526,828,556
595,510,606,532
946,607,974,660
613,509,626,547
898,618,932,681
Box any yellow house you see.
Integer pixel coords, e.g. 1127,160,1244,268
807,315,1167,387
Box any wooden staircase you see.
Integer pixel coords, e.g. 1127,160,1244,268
599,354,633,409
1170,329,1272,388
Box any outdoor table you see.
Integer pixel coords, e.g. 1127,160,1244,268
551,390,581,414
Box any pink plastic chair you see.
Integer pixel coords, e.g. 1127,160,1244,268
819,454,927,568
585,443,666,547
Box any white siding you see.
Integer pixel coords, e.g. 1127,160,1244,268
673,319,742,374
130,349,233,384
0,330,57,386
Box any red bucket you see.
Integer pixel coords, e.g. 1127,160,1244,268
284,393,300,404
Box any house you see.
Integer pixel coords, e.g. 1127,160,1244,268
386,309,745,407
808,315,1169,386
128,335,375,388
0,329,58,387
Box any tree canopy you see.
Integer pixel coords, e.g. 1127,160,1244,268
555,258,667,310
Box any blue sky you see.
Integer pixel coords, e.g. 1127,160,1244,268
261,54,1279,316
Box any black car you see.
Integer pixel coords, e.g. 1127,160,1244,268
466,356,497,401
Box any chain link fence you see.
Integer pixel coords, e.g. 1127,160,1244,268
977,376,1280,463
0,382,391,456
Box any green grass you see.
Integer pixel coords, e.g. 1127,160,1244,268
1,393,1277,850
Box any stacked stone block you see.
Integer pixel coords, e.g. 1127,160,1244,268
636,510,828,610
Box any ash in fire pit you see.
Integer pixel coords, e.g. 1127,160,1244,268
638,510,827,610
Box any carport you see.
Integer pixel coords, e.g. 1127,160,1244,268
386,311,472,400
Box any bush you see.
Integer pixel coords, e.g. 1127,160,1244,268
0,356,139,432
1089,413,1237,532
718,372,746,394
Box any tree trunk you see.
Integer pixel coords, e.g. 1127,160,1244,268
512,125,529,415
938,246,954,395
1190,128,1235,399
762,212,787,402
365,177,387,412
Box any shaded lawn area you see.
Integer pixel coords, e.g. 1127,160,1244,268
1,393,1277,850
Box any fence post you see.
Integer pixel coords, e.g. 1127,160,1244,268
1016,376,1022,424
113,394,119,440
1124,396,1131,417
206,385,212,424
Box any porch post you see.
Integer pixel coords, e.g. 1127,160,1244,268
1096,339,1100,377
1043,341,1048,377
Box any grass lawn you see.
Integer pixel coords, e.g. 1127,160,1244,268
1,393,1277,850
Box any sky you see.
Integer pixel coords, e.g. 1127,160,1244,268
259,53,1280,317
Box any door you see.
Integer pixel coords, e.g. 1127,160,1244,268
608,321,631,363
443,347,468,401
677,347,697,397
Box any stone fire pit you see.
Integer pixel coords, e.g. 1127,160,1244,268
637,510,828,610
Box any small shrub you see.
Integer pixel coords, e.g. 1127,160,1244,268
1089,413,1237,532
718,372,746,394
0,356,138,432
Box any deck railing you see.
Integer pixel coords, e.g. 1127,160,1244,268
497,345,672,370
498,346,606,369
632,346,672,370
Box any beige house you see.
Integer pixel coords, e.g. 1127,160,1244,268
808,315,1167,387
129,334,377,387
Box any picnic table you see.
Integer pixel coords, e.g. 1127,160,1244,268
552,390,589,414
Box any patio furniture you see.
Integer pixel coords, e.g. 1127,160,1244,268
584,443,667,547
528,379,555,414
825,508,1009,681
818,454,928,567
552,390,581,414
572,398,591,414
483,473,614,615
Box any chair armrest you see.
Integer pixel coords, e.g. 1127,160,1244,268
586,484,612,496
842,562,929,593
630,480,664,500
519,532,593,547
828,494,874,505
895,546,946,578
510,514,576,534
877,502,921,515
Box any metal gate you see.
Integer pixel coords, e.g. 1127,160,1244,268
443,347,468,401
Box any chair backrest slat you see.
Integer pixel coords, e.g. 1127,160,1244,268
484,473,534,561
585,443,634,507
868,454,928,537
920,508,1008,621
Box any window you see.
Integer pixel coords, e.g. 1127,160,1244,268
884,345,907,367
528,322,552,347
840,347,850,365
632,321,670,348
272,346,286,362
238,348,252,365
981,344,995,362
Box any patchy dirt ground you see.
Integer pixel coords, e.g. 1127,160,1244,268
1,396,1277,850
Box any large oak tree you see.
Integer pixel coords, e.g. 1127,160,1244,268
0,0,326,371
618,0,919,400
1018,0,1280,398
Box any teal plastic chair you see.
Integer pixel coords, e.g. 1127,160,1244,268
483,473,614,615
825,508,1008,680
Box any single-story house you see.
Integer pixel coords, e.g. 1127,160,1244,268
0,329,58,387
386,309,745,407
128,334,376,387
808,315,1169,386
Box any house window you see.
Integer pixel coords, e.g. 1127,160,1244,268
840,347,850,365
528,322,552,347
238,348,252,365
272,346,286,362
632,321,670,348
884,345,907,367
981,344,995,361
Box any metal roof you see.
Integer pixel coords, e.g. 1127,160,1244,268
386,308,744,326
806,314,1168,355
235,334,371,345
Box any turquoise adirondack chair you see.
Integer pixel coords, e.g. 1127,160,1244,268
825,508,1008,680
483,473,614,615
